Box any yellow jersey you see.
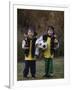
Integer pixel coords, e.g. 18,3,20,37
25,40,35,60
43,37,54,58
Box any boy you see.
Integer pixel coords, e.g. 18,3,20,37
43,26,59,77
22,27,37,79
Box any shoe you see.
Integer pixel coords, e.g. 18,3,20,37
23,76,29,80
43,74,48,77
32,77,36,79
47,74,54,77
32,75,36,79
24,77,27,80
50,73,54,77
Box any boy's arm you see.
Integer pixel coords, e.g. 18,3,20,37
54,39,59,49
22,40,25,49
22,40,29,49
54,35,59,50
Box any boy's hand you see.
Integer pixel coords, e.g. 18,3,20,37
54,39,59,49
54,39,58,43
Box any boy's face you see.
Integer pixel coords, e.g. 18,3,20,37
47,28,53,36
28,29,34,38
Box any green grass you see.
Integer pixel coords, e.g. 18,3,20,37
17,57,64,81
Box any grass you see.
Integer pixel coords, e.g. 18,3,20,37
17,57,64,81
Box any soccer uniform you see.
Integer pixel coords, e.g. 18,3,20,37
23,37,36,78
43,37,54,76
43,35,59,77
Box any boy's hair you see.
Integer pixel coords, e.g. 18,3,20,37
27,26,37,38
47,26,55,35
28,27,34,33
27,25,36,33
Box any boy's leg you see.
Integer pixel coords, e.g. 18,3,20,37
45,58,49,76
49,58,54,75
47,58,54,77
30,61,36,78
23,60,30,77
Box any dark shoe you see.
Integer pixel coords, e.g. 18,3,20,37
43,74,48,77
47,74,54,78
32,77,36,79
49,73,54,77
32,75,36,79
43,74,54,78
23,75,29,79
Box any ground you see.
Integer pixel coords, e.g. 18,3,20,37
17,57,64,81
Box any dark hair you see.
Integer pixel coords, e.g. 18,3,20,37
27,25,36,33
28,27,33,32
47,26,55,35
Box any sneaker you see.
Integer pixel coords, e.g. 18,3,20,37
50,73,54,77
24,77,28,80
32,77,35,79
47,74,54,77
43,74,48,77
32,75,36,79
23,76,29,80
